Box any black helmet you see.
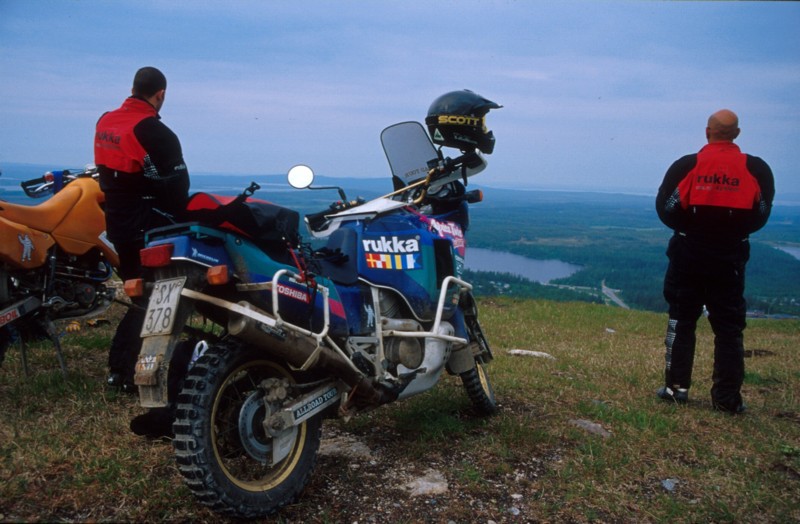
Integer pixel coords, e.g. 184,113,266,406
425,90,501,154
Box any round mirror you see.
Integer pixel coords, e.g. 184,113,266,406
288,164,314,189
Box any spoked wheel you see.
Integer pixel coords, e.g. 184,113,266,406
173,342,322,519
460,350,498,416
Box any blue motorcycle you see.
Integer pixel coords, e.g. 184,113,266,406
127,91,501,518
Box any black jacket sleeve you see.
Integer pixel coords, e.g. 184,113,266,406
745,155,775,234
655,154,696,231
134,117,190,217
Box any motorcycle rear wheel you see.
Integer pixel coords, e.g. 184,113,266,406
460,359,498,416
173,342,321,518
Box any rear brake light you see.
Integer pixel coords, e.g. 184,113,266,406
140,244,174,267
124,278,144,297
207,265,229,285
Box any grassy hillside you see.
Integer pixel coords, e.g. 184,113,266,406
1,299,798,522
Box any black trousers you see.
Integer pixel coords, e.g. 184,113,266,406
108,240,146,382
662,237,748,411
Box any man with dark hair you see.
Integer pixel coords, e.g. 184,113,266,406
94,67,189,406
655,109,775,414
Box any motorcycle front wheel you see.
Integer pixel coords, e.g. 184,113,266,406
460,356,498,416
173,342,321,519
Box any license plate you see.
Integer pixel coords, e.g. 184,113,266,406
141,277,186,337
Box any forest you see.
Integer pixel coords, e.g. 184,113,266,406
465,186,800,316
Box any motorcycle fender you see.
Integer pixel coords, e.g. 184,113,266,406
134,284,195,407
446,343,476,375
134,335,175,407
0,216,53,269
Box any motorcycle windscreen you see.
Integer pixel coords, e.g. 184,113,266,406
381,121,439,188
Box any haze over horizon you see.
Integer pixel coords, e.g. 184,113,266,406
1,1,798,195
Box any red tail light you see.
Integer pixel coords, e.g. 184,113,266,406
140,244,174,268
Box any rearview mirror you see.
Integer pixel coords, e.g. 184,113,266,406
287,164,314,189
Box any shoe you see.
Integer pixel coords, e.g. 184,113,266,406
107,372,137,394
130,408,175,439
713,401,747,415
657,385,688,404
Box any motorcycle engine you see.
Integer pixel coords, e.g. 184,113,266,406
47,255,115,317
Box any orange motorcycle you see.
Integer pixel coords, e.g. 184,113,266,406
0,167,119,374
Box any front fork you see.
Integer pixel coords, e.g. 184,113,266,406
446,290,493,375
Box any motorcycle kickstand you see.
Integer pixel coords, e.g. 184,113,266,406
39,318,68,378
18,337,31,378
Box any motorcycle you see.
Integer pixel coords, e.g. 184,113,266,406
0,167,119,375
127,112,498,518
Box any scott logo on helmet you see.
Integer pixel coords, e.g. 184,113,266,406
437,115,482,127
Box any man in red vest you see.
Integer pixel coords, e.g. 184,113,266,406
655,109,774,414
94,67,189,400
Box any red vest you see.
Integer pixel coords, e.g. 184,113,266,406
677,142,761,210
94,97,157,174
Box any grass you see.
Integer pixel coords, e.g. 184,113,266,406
1,298,798,522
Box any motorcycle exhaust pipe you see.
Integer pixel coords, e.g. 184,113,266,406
227,302,389,406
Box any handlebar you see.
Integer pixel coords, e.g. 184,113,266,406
20,165,98,198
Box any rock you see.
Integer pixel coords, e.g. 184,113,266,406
507,349,556,360
661,478,678,492
569,419,612,438
318,434,374,460
406,469,448,497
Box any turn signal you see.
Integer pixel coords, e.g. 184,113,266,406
207,265,229,285
124,278,144,298
140,244,174,267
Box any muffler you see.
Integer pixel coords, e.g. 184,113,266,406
227,302,390,406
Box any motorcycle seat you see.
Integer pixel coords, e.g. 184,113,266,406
0,182,83,233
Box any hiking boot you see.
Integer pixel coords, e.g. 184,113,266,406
657,385,688,404
130,407,175,439
713,401,747,415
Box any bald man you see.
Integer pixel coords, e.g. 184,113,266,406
655,109,775,414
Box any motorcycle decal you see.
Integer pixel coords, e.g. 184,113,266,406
362,235,420,254
18,234,34,262
364,304,375,329
0,308,20,328
277,283,311,303
429,218,465,254
365,252,421,270
277,281,347,319
191,247,220,265
292,385,339,420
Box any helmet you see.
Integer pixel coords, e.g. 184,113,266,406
425,90,501,154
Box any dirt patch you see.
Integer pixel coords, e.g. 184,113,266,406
279,422,559,523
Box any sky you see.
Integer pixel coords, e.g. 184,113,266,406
1,1,798,197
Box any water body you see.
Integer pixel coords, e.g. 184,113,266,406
465,247,582,284
777,246,800,261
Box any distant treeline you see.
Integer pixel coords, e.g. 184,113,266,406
464,187,800,316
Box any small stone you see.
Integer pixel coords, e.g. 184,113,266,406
661,478,678,492
507,349,556,360
569,418,612,438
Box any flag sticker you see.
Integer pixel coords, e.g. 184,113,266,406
365,252,421,270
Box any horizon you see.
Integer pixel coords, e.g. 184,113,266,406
3,160,800,206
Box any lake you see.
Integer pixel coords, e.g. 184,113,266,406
465,247,581,284
778,246,800,261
